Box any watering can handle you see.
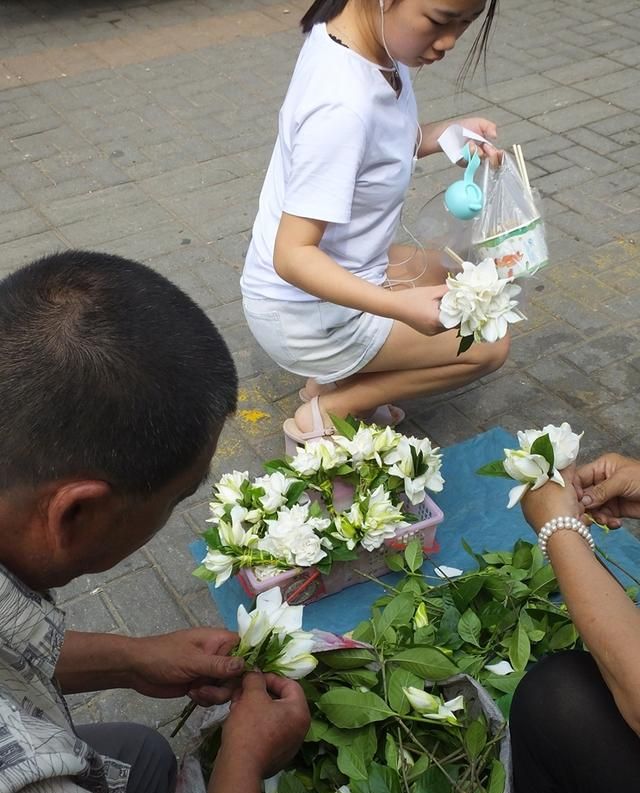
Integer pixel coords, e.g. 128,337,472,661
462,143,482,187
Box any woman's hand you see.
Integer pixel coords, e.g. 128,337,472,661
457,116,501,167
390,284,449,336
520,465,583,535
575,453,640,528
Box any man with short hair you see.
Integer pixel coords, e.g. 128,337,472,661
0,251,309,793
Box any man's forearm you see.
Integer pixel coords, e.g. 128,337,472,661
56,631,137,694
209,752,262,793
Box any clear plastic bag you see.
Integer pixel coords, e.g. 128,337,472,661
471,153,549,279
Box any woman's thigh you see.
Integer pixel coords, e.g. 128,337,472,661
359,319,509,375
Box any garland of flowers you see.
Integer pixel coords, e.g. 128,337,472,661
193,418,444,588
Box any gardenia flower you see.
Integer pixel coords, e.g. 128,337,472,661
217,505,260,548
290,438,349,475
360,486,408,551
254,471,298,514
503,448,563,509
384,436,444,505
518,422,583,470
439,258,523,343
403,687,465,724
413,602,429,629
269,630,318,679
202,549,235,588
257,504,331,567
214,470,249,505
334,426,380,466
237,587,304,653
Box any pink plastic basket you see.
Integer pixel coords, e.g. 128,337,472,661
238,494,443,606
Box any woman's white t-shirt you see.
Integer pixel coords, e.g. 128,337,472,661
241,22,419,302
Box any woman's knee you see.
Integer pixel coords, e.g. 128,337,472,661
466,334,510,376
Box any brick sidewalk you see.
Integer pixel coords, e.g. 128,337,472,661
1,0,639,741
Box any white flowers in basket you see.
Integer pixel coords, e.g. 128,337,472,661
439,258,525,354
478,422,583,508
194,417,444,588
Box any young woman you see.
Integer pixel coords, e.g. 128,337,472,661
240,0,507,448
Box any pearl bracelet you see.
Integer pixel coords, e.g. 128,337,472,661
538,515,595,560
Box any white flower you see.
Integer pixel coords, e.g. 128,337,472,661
254,472,298,513
290,438,349,475
485,660,514,676
404,687,464,723
360,486,408,551
403,686,440,714
518,422,583,470
373,425,402,454
202,550,234,588
335,426,379,466
217,505,259,547
384,436,444,504
215,470,249,505
439,258,523,343
237,587,305,652
271,630,317,679
258,504,331,566
503,447,564,508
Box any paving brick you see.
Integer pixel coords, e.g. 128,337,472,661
145,511,202,597
542,56,625,85
531,98,615,133
62,592,119,633
105,567,193,635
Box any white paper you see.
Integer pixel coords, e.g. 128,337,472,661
437,124,491,164
433,565,464,579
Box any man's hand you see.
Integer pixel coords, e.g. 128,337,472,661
211,672,310,792
520,464,583,535
575,453,640,528
391,284,448,336
128,628,243,705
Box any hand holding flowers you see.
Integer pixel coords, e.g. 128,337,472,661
439,258,524,354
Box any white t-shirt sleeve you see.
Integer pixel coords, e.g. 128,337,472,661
283,103,367,224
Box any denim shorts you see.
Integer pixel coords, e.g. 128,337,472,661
242,297,394,384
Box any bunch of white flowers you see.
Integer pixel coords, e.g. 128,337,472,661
383,435,444,505
439,258,524,351
333,485,409,552
258,503,332,567
236,588,317,679
478,422,583,508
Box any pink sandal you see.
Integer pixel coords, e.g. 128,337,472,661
298,387,405,428
283,396,335,456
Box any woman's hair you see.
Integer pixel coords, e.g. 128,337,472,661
301,0,348,32
300,0,500,82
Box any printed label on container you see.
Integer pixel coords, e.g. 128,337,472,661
474,217,549,278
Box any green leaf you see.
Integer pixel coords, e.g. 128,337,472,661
407,755,430,783
320,648,376,670
305,718,329,742
495,692,514,719
277,771,307,793
337,745,368,781
549,623,579,650
450,575,484,612
530,433,554,468
318,688,392,728
457,608,482,647
368,763,401,793
387,668,423,715
529,564,558,596
191,564,215,581
404,538,423,572
376,592,414,638
487,760,507,793
285,479,308,508
385,553,405,572
385,733,399,772
508,622,531,672
352,620,375,644
482,671,526,695
390,647,459,680
458,333,474,355
476,460,511,478
330,413,357,440
413,765,451,793
464,718,487,760
512,541,533,571
339,670,380,688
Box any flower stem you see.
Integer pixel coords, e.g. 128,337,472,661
595,545,640,589
170,700,197,738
